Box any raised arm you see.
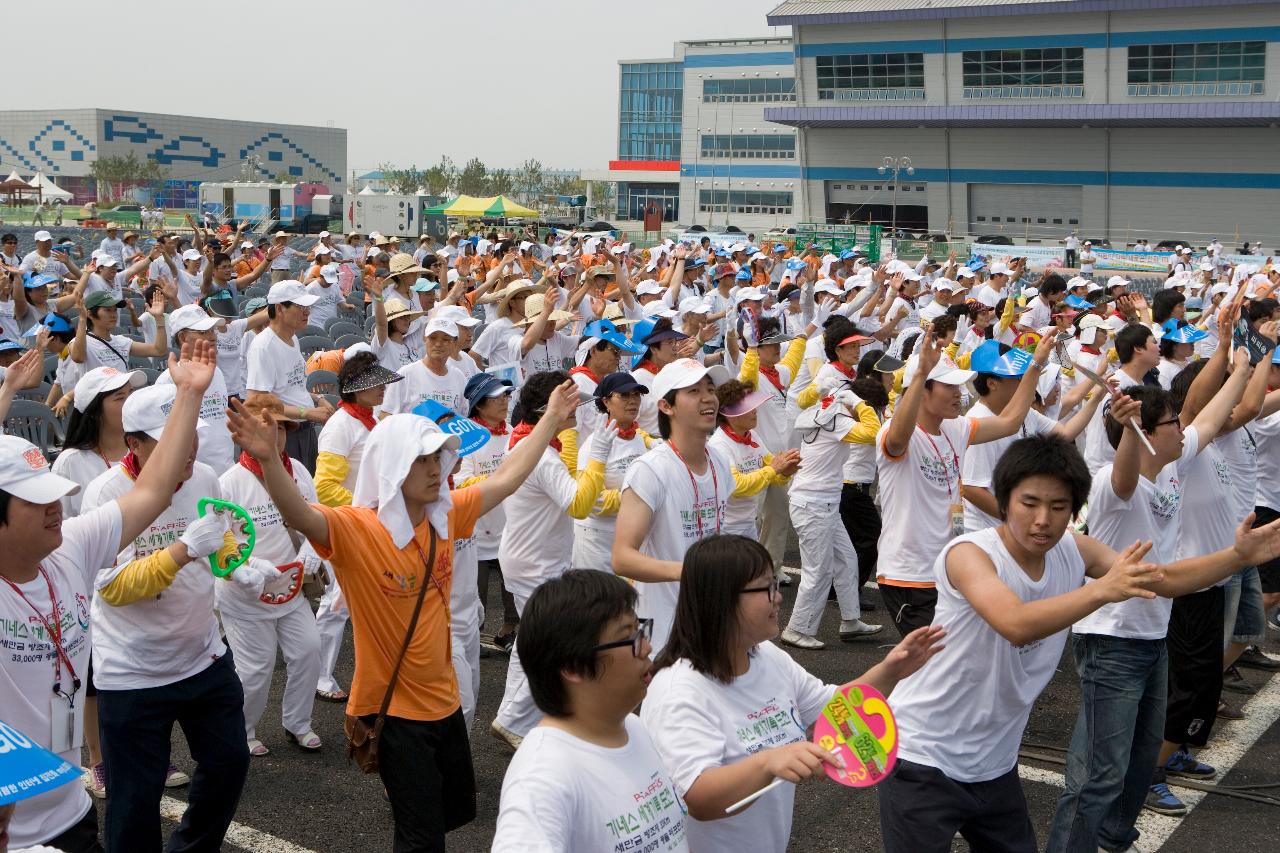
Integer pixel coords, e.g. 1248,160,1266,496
882,326,938,457
1187,347,1250,445
520,286,557,356
477,380,579,516
235,246,279,288
126,290,170,358
972,339,1053,444
1108,393,1143,501
0,348,44,422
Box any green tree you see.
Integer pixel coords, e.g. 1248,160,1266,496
376,162,430,195
89,152,169,199
487,168,515,197
425,155,456,196
513,158,545,202
456,157,488,195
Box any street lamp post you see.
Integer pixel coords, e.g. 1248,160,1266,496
877,155,914,248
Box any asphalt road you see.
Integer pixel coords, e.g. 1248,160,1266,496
97,566,1280,853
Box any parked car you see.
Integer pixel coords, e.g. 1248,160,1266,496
975,234,1014,245
1155,239,1186,251
1081,238,1112,249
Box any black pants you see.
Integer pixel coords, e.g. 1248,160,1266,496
1065,249,1078,268
839,482,880,588
1165,586,1225,747
285,422,319,474
880,759,1038,853
879,584,938,638
375,709,477,853
1253,506,1280,592
44,807,103,853
97,652,249,853
477,558,520,627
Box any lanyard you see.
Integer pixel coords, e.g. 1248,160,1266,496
667,441,721,540
1,567,80,698
917,425,961,500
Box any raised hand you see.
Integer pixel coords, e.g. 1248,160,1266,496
878,624,948,682
1,347,43,392
1099,540,1161,602
226,397,281,462
166,338,216,397
543,379,580,424
1234,513,1280,568
915,326,942,376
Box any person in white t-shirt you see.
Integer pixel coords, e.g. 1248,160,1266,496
1081,323,1162,474
82,251,154,302
70,290,168,373
0,341,219,852
52,366,146,519
707,380,798,540
507,291,578,385
568,320,646,445
493,569,690,853
244,280,334,470
630,317,693,436
877,328,1052,637
304,263,349,329
369,293,426,371
153,305,235,472
491,371,615,748
614,359,733,652
381,315,468,417
643,534,945,853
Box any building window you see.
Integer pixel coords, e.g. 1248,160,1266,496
1127,41,1264,96
699,134,796,160
702,77,795,103
619,62,684,161
697,189,793,216
615,183,680,222
816,53,925,100
963,47,1084,87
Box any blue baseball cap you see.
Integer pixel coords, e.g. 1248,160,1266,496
969,340,1034,378
23,272,59,290
413,399,488,457
413,399,457,424
411,277,439,293
734,268,753,283
22,312,74,338
772,244,787,253
0,339,25,354
785,258,806,271
583,320,646,355
1063,294,1092,310
688,257,707,268
839,249,858,261
463,371,512,415
1160,319,1207,344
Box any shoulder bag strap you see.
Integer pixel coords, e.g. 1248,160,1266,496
87,332,130,368
375,528,437,719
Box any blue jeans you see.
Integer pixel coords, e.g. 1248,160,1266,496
1045,635,1167,853
1232,565,1266,645
98,652,250,853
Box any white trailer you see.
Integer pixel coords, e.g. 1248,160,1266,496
345,193,422,238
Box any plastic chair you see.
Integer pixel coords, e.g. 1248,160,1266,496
43,354,58,383
16,381,52,403
298,325,327,339
3,400,61,457
297,335,333,359
306,370,338,395
327,320,360,339
334,333,365,350
138,367,160,385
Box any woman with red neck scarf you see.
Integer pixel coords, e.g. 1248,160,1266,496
218,392,325,757
491,370,617,750
569,320,646,444
311,348,404,703
631,317,692,436
795,317,874,410
708,380,801,539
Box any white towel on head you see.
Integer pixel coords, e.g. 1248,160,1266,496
352,414,460,547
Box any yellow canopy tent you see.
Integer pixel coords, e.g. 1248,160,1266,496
426,195,540,218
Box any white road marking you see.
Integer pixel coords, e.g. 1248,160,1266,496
160,796,320,853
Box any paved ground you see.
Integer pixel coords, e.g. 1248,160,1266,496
91,566,1280,853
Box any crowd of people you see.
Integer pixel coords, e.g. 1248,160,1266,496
1,219,1279,853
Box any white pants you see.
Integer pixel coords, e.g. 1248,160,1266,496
757,482,792,576
572,523,615,573
723,521,759,539
495,590,541,737
314,563,349,694
786,495,861,636
451,605,482,730
222,604,322,740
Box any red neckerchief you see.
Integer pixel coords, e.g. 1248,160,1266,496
1080,345,1101,355
720,425,758,447
569,366,600,383
635,359,659,375
509,421,561,453
238,450,294,479
120,451,184,493
616,424,637,441
758,363,784,392
471,416,508,436
831,360,856,379
338,401,377,431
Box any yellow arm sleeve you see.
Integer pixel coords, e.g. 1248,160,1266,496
739,347,760,388
997,293,1016,334
98,549,184,607
842,402,882,444
558,428,579,476
457,474,488,489
780,336,807,376
731,457,781,498
314,451,352,507
598,489,621,516
567,458,607,519
796,381,821,410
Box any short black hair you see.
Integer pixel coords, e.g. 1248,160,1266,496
1114,323,1153,364
1104,384,1174,450
851,375,888,409
519,570,638,717
992,435,1091,520
212,251,231,267
1151,290,1185,325
511,370,570,426
931,314,957,340
756,315,781,342
1248,298,1279,326
655,534,775,684
1038,273,1068,297
1169,359,1205,414
822,316,862,362
656,389,677,440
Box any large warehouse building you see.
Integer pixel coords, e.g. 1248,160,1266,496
593,0,1279,246
0,109,346,208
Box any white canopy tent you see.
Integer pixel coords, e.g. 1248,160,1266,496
27,172,73,201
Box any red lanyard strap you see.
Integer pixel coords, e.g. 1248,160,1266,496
917,425,961,500
1,567,80,697
667,442,721,539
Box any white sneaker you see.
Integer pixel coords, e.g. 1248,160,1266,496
780,629,825,650
839,619,883,640
164,764,190,788
1099,844,1149,853
490,720,524,751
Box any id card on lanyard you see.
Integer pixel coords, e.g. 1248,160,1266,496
919,426,964,540
2,567,84,752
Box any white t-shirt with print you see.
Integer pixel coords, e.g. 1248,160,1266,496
1074,427,1200,640
497,446,577,599
370,332,421,373
50,447,113,518
215,318,251,397
1253,411,1280,513
175,269,203,306
1082,368,1141,475
493,715,689,853
1176,438,1235,586
84,273,123,301
641,642,833,853
892,527,1085,783
244,328,311,409
83,333,134,372
380,360,466,416
503,332,578,384
1216,426,1257,521
708,428,771,532
0,503,122,850
876,416,975,585
622,443,734,651
83,463,227,689
577,431,650,533
155,366,233,473
456,426,508,560
304,281,342,328
962,402,1058,531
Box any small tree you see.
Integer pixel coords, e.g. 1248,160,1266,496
89,152,169,200
487,168,515,197
513,158,545,202
376,162,430,195
425,155,456,196
456,158,488,195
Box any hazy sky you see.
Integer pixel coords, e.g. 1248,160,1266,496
20,0,786,174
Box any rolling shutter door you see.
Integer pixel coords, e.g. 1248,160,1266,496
967,184,1082,236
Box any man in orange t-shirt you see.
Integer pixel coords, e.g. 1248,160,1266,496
226,381,580,850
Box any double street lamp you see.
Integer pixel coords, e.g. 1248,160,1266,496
878,155,914,243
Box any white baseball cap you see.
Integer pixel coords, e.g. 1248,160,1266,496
1085,280,1105,294
0,435,78,503
933,278,965,293
267,280,319,306
122,384,189,441
679,296,710,316
733,286,766,306
901,353,974,387
1106,275,1131,290
955,267,975,280
320,263,340,284
33,230,52,242
989,262,1011,276
648,358,730,400
72,366,147,414
815,279,843,298
636,280,664,296
313,245,332,256
96,256,120,269
431,305,480,328
423,316,459,339
318,231,331,239
167,304,225,338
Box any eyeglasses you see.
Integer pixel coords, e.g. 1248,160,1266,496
592,618,654,658
1151,416,1182,430
740,578,781,603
